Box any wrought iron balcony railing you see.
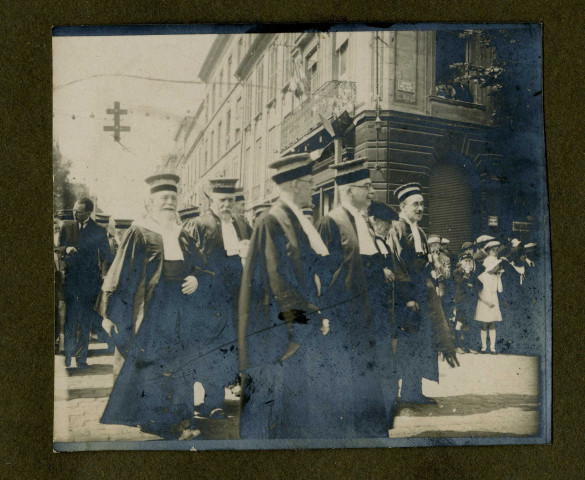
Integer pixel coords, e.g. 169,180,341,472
281,80,356,151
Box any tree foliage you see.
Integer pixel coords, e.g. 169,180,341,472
53,143,76,212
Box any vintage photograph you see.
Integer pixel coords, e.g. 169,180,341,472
52,24,550,450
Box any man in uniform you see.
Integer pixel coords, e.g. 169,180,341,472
389,183,457,405
239,152,331,439
187,178,252,417
317,159,396,438
56,198,113,368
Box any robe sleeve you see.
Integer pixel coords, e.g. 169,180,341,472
238,215,290,370
316,215,344,296
94,227,147,354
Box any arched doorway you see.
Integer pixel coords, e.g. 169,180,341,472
429,161,473,253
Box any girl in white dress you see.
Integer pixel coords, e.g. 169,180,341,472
475,256,504,354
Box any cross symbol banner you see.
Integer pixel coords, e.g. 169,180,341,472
103,101,131,141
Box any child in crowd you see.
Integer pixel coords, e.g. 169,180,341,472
475,256,504,354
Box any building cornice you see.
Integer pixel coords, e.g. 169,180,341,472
234,34,274,80
198,36,231,82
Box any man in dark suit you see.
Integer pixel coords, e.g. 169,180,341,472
56,198,113,368
239,153,331,439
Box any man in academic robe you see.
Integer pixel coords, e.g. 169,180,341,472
97,173,208,440
316,159,396,438
56,198,113,368
388,183,457,405
186,178,252,417
239,153,331,439
178,205,200,237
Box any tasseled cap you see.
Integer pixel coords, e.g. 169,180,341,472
394,182,422,202
209,178,238,195
178,206,199,222
95,213,110,225
145,173,180,194
114,218,133,229
330,158,370,186
269,153,314,185
235,187,245,202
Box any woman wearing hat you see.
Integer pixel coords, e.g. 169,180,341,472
97,173,212,440
474,256,505,354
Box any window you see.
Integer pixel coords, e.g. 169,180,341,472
227,56,232,91
210,130,215,163
217,122,222,156
254,137,263,187
283,33,292,84
268,45,278,101
306,48,319,94
237,38,243,65
211,83,216,114
244,84,253,126
337,40,348,79
226,110,231,147
204,138,209,170
435,31,473,102
218,70,224,102
255,60,264,115
205,95,209,122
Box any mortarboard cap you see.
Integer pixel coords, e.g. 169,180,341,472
394,182,422,203
209,178,238,195
330,158,370,186
369,201,399,222
269,153,314,185
178,206,199,222
145,173,180,194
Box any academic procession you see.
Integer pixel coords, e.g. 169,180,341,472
54,158,542,442
53,29,546,445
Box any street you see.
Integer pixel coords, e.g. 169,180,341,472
54,341,540,443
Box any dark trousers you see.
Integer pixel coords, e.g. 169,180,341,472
64,290,99,364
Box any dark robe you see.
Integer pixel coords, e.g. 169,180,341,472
238,199,329,439
317,206,392,438
388,218,438,385
95,224,216,438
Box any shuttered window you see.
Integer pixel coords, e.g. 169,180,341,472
429,163,473,252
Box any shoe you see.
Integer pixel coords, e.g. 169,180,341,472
178,428,201,440
490,349,497,355
77,362,89,369
65,356,72,368
480,348,487,354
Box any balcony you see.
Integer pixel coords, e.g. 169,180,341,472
281,80,356,151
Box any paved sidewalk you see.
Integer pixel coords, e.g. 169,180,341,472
54,343,541,444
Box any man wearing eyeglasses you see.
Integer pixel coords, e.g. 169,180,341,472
316,158,395,438
389,182,458,406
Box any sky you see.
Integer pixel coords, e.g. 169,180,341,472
53,33,216,219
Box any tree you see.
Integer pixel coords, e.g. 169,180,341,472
53,142,75,213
